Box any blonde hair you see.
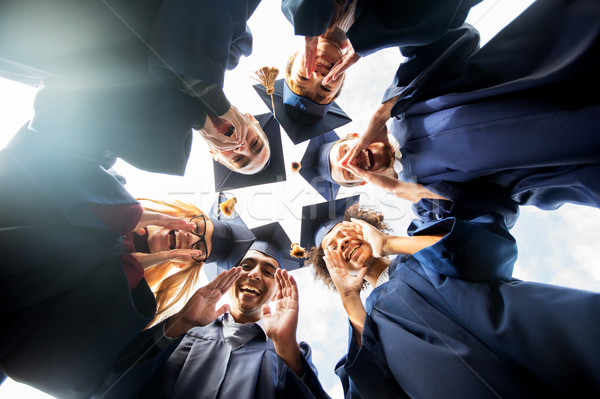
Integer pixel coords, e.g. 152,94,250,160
138,198,207,326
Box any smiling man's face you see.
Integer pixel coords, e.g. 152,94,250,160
228,250,279,322
328,136,395,185
321,222,373,272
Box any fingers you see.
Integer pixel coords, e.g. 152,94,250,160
356,267,368,281
212,267,242,292
262,304,271,319
215,304,230,318
304,36,318,77
274,275,283,302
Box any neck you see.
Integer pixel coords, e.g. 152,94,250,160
364,257,391,287
229,308,261,325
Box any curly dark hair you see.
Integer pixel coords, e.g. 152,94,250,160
306,204,390,291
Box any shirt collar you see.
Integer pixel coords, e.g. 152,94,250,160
222,313,267,340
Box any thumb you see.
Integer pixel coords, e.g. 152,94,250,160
215,304,230,318
357,267,368,281
262,304,271,319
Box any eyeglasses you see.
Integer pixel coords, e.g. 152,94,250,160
189,214,208,262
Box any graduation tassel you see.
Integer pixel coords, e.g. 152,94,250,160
290,243,306,258
219,196,237,217
253,66,279,118
291,161,302,173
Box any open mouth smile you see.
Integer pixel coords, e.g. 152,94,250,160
345,244,362,262
315,56,334,73
239,284,262,296
168,230,182,250
358,149,374,170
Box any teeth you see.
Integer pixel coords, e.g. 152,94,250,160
347,245,360,261
240,285,261,295
361,150,371,169
175,231,181,249
316,58,333,68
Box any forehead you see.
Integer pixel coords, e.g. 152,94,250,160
241,249,280,270
320,222,344,249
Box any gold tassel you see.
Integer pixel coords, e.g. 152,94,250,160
219,197,237,217
253,66,279,118
291,161,302,173
290,243,306,258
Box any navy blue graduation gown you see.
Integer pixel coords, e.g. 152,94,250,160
0,0,259,176
0,127,177,398
335,197,600,398
281,0,480,56
390,0,600,210
133,318,330,399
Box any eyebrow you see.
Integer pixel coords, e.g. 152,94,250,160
252,139,265,155
233,155,250,169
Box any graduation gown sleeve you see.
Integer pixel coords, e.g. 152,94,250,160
148,0,261,88
0,127,163,398
390,0,600,210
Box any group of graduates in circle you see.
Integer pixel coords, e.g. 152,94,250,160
1,0,599,398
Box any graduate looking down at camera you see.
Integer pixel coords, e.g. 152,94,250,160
98,222,330,399
0,0,271,175
281,0,480,113
0,124,257,398
300,195,600,398
336,0,600,211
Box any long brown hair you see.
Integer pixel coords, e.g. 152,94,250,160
138,198,207,325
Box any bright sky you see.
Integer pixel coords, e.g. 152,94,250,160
1,0,599,398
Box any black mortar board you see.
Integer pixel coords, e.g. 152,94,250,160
203,192,256,280
212,113,286,191
300,195,360,251
247,222,301,271
253,79,351,144
298,130,341,201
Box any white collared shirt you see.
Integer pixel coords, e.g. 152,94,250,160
222,313,267,348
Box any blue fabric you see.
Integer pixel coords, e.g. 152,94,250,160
335,211,600,398
391,0,600,210
0,131,163,398
148,0,260,88
0,0,259,176
281,0,481,56
133,319,330,398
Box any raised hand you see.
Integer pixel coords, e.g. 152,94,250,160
323,246,367,346
349,218,389,258
262,269,303,376
303,36,319,77
201,106,248,151
323,246,367,298
165,267,242,338
339,123,388,170
323,39,360,85
263,269,299,346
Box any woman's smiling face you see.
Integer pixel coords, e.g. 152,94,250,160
146,212,214,260
321,222,373,271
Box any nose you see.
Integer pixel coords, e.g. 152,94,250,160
247,265,262,280
186,232,199,247
339,237,350,252
232,141,251,156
